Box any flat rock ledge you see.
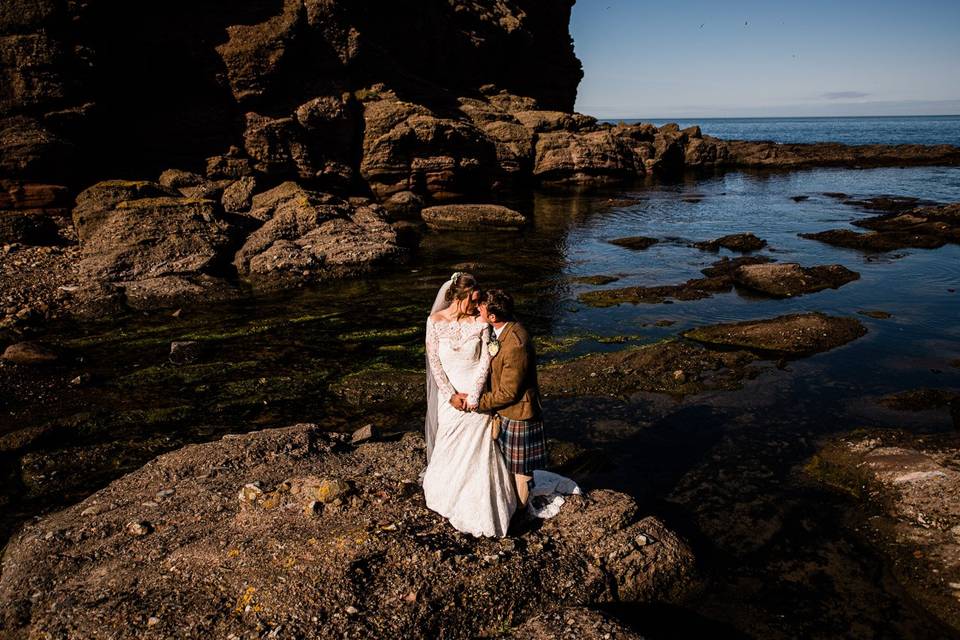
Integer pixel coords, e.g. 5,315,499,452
807,430,960,633
682,312,867,356
0,424,694,639
732,262,860,298
421,204,527,231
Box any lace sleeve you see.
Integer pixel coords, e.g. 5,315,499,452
467,325,492,407
426,318,456,400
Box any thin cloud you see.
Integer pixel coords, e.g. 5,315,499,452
822,91,870,100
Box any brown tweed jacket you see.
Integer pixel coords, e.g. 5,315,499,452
477,322,542,421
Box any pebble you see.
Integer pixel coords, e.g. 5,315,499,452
126,521,152,537
344,605,359,616
147,617,159,627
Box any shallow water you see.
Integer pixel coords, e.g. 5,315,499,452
3,165,960,638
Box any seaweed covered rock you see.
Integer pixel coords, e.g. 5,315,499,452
0,424,695,639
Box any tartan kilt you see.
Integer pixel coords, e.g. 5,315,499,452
496,416,547,475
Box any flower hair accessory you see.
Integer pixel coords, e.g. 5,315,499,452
450,271,463,283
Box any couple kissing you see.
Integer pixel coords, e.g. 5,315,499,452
421,272,578,538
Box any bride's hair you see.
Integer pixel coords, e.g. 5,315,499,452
445,272,478,316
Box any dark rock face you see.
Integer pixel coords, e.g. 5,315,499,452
0,424,695,639
0,0,582,186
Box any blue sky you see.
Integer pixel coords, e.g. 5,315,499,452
570,0,960,118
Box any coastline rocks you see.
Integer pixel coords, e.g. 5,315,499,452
682,312,867,356
0,424,695,639
722,139,960,170
800,203,960,252
421,204,527,231
808,430,960,632
233,191,402,282
533,130,639,184
732,263,860,298
694,233,767,253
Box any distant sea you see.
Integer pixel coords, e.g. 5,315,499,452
608,115,960,146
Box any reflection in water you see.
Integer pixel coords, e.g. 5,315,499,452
2,165,960,638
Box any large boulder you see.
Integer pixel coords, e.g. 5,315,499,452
72,182,233,282
534,130,639,184
234,189,402,281
0,424,694,638
360,96,497,199
421,204,527,231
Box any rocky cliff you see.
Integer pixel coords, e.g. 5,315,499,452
0,0,582,184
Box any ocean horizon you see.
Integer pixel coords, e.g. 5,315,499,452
600,114,960,146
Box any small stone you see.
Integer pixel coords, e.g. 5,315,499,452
634,533,652,547
126,521,152,537
403,591,418,603
312,478,352,503
344,606,359,616
351,423,379,444
672,370,686,383
156,489,175,499
238,483,263,504
80,506,100,517
147,617,160,627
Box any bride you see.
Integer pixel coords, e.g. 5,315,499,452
421,272,517,537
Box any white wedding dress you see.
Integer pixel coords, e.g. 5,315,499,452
422,315,518,537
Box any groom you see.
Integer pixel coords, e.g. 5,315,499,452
458,289,547,509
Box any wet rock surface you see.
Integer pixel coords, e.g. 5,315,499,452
540,340,761,398
421,204,527,231
578,255,852,307
801,203,960,252
694,232,767,253
682,312,867,356
808,430,960,633
0,424,695,639
732,262,860,298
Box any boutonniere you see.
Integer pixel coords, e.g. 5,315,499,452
488,336,501,357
